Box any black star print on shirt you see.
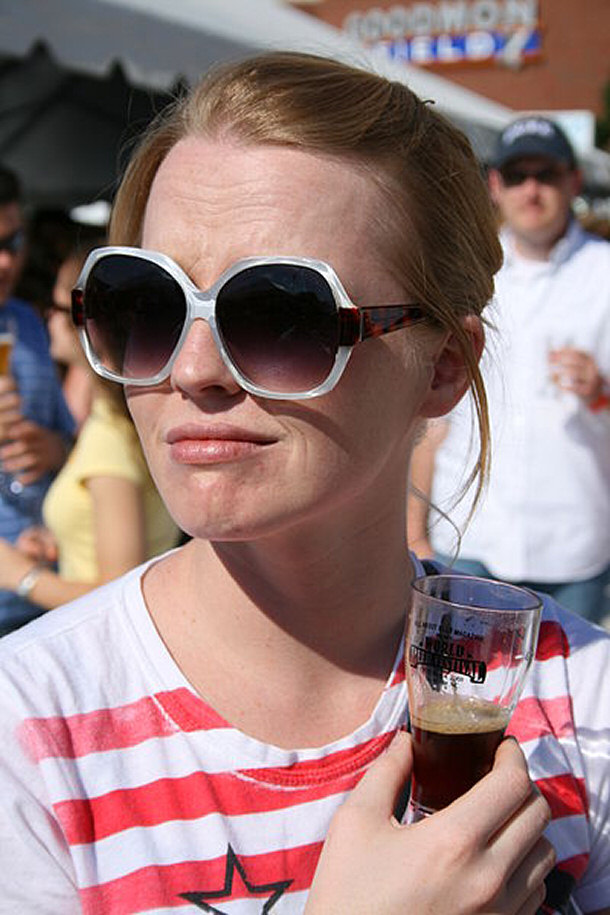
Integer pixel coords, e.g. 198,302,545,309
179,844,293,913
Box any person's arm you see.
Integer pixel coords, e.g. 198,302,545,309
0,475,147,609
407,419,448,557
87,474,147,581
305,732,554,915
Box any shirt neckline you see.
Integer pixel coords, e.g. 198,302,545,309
118,551,422,779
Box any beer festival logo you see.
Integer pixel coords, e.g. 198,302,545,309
409,635,488,683
343,0,542,70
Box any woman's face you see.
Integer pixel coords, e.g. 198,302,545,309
49,257,87,366
127,137,437,542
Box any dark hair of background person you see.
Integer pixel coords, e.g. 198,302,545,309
0,165,21,205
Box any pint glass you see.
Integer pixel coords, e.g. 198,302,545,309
0,316,14,375
404,574,542,823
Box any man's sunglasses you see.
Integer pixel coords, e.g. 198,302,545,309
72,248,429,400
499,165,567,188
0,229,26,255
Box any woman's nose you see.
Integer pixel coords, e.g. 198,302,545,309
169,317,243,398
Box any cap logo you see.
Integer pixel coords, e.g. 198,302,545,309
503,118,557,146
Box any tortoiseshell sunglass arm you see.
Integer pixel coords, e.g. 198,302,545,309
338,305,429,346
71,288,85,327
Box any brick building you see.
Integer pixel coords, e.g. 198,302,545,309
291,0,610,155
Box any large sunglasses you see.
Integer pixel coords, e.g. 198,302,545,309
499,164,568,188
72,247,429,400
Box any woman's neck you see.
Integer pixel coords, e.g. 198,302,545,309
143,507,412,746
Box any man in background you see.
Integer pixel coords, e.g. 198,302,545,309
410,116,610,624
0,165,74,635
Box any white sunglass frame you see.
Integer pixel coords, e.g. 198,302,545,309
73,246,426,400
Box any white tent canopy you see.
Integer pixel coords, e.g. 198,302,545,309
0,0,608,207
1,0,513,125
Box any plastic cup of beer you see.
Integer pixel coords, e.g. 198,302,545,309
404,574,542,824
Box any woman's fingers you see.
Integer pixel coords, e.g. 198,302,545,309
344,729,413,819
440,738,535,846
506,836,556,915
489,783,552,876
308,733,553,915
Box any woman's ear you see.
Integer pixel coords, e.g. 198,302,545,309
419,315,484,419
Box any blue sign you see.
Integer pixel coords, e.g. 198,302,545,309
383,28,542,66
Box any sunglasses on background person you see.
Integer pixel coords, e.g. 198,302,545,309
71,248,429,400
498,164,569,188
0,229,26,256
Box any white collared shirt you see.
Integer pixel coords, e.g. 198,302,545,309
430,220,610,582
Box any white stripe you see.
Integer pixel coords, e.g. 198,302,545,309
73,790,349,887
177,890,309,914
545,814,590,861
523,733,585,780
520,655,571,701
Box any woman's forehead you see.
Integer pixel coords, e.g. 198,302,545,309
142,137,398,294
147,137,380,212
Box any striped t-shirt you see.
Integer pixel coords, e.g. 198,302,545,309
0,554,608,913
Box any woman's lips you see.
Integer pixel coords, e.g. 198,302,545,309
165,423,277,465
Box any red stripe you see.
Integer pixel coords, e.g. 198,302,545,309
534,774,588,819
552,852,590,882
388,666,405,689
55,765,361,846
485,621,570,673
536,621,570,661
79,842,321,914
506,695,574,742
18,689,228,761
239,732,394,786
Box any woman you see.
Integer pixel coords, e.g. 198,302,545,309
0,243,180,609
48,244,97,429
0,53,608,913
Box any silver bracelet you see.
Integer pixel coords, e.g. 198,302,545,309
16,565,44,598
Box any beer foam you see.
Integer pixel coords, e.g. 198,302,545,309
412,696,510,734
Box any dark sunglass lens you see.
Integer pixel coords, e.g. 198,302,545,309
501,166,561,187
216,264,339,394
83,255,186,380
537,167,560,184
500,168,524,187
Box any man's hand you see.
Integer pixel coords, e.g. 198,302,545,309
549,346,605,401
0,420,68,484
305,731,554,915
0,374,22,441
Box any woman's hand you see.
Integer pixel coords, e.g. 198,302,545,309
305,731,555,915
16,526,58,564
0,537,34,591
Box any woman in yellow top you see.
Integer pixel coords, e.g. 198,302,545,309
0,244,180,613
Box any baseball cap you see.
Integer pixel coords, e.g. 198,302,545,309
492,116,577,170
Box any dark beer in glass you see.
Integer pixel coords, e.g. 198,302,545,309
405,575,541,823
